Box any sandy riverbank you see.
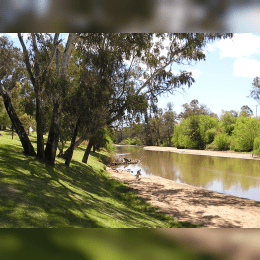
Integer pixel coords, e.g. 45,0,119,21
107,167,260,228
143,146,260,160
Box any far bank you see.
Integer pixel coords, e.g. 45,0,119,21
142,146,260,160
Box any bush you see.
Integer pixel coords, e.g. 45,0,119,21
159,141,169,147
205,128,216,144
220,111,237,135
206,142,217,150
172,115,219,149
232,117,260,151
252,136,260,155
229,136,236,151
171,125,181,147
213,133,230,150
120,137,142,146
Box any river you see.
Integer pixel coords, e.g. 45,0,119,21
115,145,260,202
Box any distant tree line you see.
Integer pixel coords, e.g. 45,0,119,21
117,98,260,155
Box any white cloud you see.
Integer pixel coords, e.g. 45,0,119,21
233,58,260,78
170,69,201,79
207,33,260,59
187,69,201,79
6,33,17,39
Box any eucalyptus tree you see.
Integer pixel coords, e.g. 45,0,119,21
0,35,36,155
163,102,177,146
179,99,218,120
72,33,233,160
249,76,260,105
18,33,77,165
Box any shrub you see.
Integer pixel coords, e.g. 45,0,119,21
119,137,142,146
213,133,230,150
172,115,219,149
232,117,260,151
205,128,216,144
206,142,217,150
171,125,181,147
229,135,236,151
220,111,237,135
252,136,260,155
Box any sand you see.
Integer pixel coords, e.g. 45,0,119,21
106,147,260,228
143,146,260,160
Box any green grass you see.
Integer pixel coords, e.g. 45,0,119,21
0,130,203,228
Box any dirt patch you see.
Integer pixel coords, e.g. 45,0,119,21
107,167,260,228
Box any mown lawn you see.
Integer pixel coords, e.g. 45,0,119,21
0,130,203,228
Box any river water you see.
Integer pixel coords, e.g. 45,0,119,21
115,146,260,202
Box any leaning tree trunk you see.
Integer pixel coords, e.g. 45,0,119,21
44,96,62,166
0,84,36,156
82,138,94,164
61,135,86,159
65,118,81,166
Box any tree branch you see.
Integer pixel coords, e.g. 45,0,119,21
17,33,35,86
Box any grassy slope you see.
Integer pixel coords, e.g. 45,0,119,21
0,130,202,228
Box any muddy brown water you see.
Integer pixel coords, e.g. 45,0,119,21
115,146,260,202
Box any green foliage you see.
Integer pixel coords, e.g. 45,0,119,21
232,117,260,151
19,113,35,133
229,135,236,151
171,124,180,147
104,133,116,152
205,128,216,144
172,115,219,149
120,137,142,146
96,127,116,152
199,115,219,143
220,111,237,135
213,133,230,151
252,136,260,156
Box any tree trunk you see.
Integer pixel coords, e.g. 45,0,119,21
12,124,14,140
44,96,62,166
65,118,81,166
93,144,96,153
35,91,45,159
0,84,36,156
82,138,94,164
61,135,86,159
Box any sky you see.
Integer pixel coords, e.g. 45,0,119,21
2,33,260,119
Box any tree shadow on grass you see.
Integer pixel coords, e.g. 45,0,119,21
0,147,102,227
0,146,177,228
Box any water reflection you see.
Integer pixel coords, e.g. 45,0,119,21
115,146,260,201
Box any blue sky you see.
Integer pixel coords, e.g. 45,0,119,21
159,33,260,117
2,33,260,118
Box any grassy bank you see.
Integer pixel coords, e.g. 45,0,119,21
0,130,202,228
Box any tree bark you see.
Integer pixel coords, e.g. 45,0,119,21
44,33,77,166
65,118,81,166
44,96,62,166
18,33,46,160
82,138,94,164
60,135,86,159
35,89,45,159
0,83,36,156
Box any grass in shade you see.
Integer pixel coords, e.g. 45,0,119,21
0,130,203,228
